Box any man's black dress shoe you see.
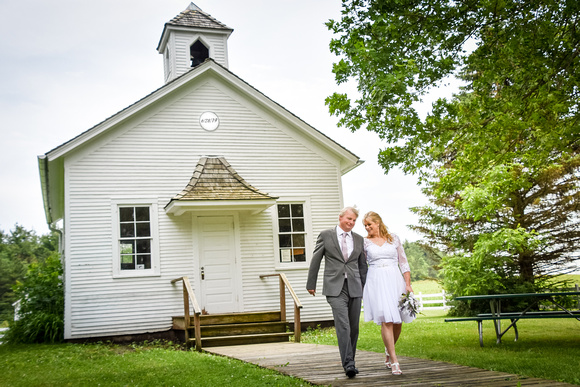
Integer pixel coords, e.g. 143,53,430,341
345,366,357,378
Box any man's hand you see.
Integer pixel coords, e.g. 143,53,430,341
307,289,316,296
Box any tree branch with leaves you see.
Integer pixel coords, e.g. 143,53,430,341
326,0,580,304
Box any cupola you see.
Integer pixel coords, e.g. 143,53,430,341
157,3,233,83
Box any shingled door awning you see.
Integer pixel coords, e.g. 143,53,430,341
165,156,278,216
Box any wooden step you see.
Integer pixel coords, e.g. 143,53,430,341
173,310,294,347
194,332,293,347
199,311,282,325
200,321,288,337
172,311,283,330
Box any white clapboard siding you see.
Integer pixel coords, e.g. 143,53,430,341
63,74,347,339
169,31,228,81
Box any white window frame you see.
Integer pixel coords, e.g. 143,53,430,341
111,199,160,278
273,198,312,270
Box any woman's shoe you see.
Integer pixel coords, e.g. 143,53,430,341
384,348,391,369
391,362,402,375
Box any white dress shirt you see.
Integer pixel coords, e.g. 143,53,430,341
336,226,354,258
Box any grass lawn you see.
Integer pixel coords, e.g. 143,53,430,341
303,314,580,385
0,341,313,387
413,279,444,294
556,274,580,283
302,278,580,385
1,278,578,386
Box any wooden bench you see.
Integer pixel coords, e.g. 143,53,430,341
445,292,580,346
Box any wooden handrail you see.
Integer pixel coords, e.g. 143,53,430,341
260,273,303,342
171,276,202,351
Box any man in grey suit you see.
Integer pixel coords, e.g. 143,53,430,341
306,206,368,378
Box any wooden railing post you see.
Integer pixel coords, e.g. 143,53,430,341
193,313,201,351
172,276,202,351
294,303,301,343
279,275,286,321
260,273,303,343
182,282,190,344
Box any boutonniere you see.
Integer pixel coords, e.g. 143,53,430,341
399,292,421,318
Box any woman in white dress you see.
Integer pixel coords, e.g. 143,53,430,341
362,211,414,375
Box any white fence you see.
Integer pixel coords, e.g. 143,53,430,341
417,290,451,311
416,285,579,311
0,327,7,344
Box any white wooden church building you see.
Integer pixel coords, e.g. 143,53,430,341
38,3,362,341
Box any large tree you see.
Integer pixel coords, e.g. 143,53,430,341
326,0,580,296
403,240,441,281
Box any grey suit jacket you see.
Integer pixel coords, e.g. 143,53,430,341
306,227,368,297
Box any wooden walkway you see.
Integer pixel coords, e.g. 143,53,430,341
205,342,572,386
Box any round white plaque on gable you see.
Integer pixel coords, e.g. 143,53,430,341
199,111,220,131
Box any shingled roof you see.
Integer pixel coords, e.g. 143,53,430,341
166,3,232,31
170,156,277,202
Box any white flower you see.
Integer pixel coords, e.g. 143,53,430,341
399,291,421,318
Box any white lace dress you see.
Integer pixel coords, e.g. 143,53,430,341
363,234,415,324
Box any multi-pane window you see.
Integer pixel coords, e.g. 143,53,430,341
119,206,152,270
277,204,306,263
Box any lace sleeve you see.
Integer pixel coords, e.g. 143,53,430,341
363,237,372,251
363,238,371,261
394,234,411,273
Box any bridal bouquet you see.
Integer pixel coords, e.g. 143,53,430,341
399,292,421,318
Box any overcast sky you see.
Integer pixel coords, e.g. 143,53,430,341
0,0,449,241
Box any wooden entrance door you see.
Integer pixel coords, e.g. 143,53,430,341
198,216,238,313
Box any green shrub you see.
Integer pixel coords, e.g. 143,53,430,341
3,253,64,343
0,226,59,324
442,252,576,316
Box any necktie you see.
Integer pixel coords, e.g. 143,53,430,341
341,232,349,261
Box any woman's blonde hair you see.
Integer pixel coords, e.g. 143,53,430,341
363,211,393,243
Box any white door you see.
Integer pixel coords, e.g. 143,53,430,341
198,216,238,313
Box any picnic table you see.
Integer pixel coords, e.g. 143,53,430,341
445,291,580,346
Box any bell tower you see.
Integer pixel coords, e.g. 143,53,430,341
157,3,233,83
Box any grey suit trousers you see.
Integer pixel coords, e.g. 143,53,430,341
326,278,361,370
